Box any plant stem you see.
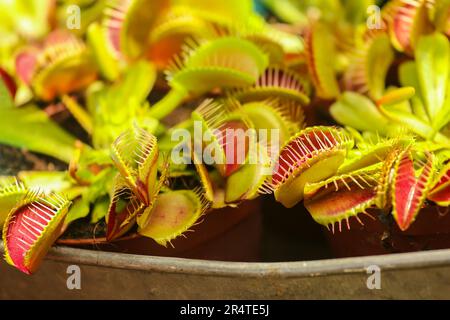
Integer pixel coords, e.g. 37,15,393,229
56,233,140,245
62,95,94,134
147,86,188,120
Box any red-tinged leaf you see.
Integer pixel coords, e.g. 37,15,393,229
192,99,252,177
136,160,169,229
15,48,39,85
104,0,170,59
386,0,432,53
376,144,407,210
2,191,71,274
146,8,215,70
110,125,159,206
391,150,435,231
264,126,352,208
220,120,251,177
19,30,98,101
192,148,215,203
106,178,145,241
0,68,17,99
428,163,450,206
304,167,380,232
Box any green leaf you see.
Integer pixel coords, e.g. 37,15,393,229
177,0,254,25
415,33,449,125
399,61,422,100
0,0,53,39
0,78,13,109
0,104,78,163
91,196,109,224
379,102,450,147
0,180,27,227
343,0,375,24
399,62,428,123
432,78,450,133
330,92,389,134
62,95,93,134
306,22,340,99
64,197,90,226
367,34,394,99
263,0,308,24
90,61,157,148
18,171,74,195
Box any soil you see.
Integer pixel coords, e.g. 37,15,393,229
59,218,108,240
0,145,66,175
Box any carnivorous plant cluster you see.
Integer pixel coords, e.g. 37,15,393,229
0,0,449,274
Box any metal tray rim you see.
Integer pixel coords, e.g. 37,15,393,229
2,241,450,278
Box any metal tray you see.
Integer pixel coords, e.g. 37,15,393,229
1,242,450,299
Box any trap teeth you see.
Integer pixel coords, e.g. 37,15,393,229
3,192,71,274
267,127,352,208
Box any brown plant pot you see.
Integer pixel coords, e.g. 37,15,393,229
325,205,450,258
57,199,263,262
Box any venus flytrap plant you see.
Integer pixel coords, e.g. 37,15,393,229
304,165,381,232
138,188,210,247
0,180,28,227
191,99,253,178
0,73,82,163
305,22,340,100
390,148,436,230
2,190,71,274
15,30,98,102
149,37,269,120
103,0,170,61
263,126,353,208
107,125,163,238
230,67,311,106
237,98,305,146
0,103,80,163
2,0,450,275
322,29,450,232
432,0,450,36
343,33,394,100
383,0,433,54
87,60,158,149
302,138,438,232
146,7,218,70
225,142,272,204
331,32,450,147
428,162,450,206
107,124,212,244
